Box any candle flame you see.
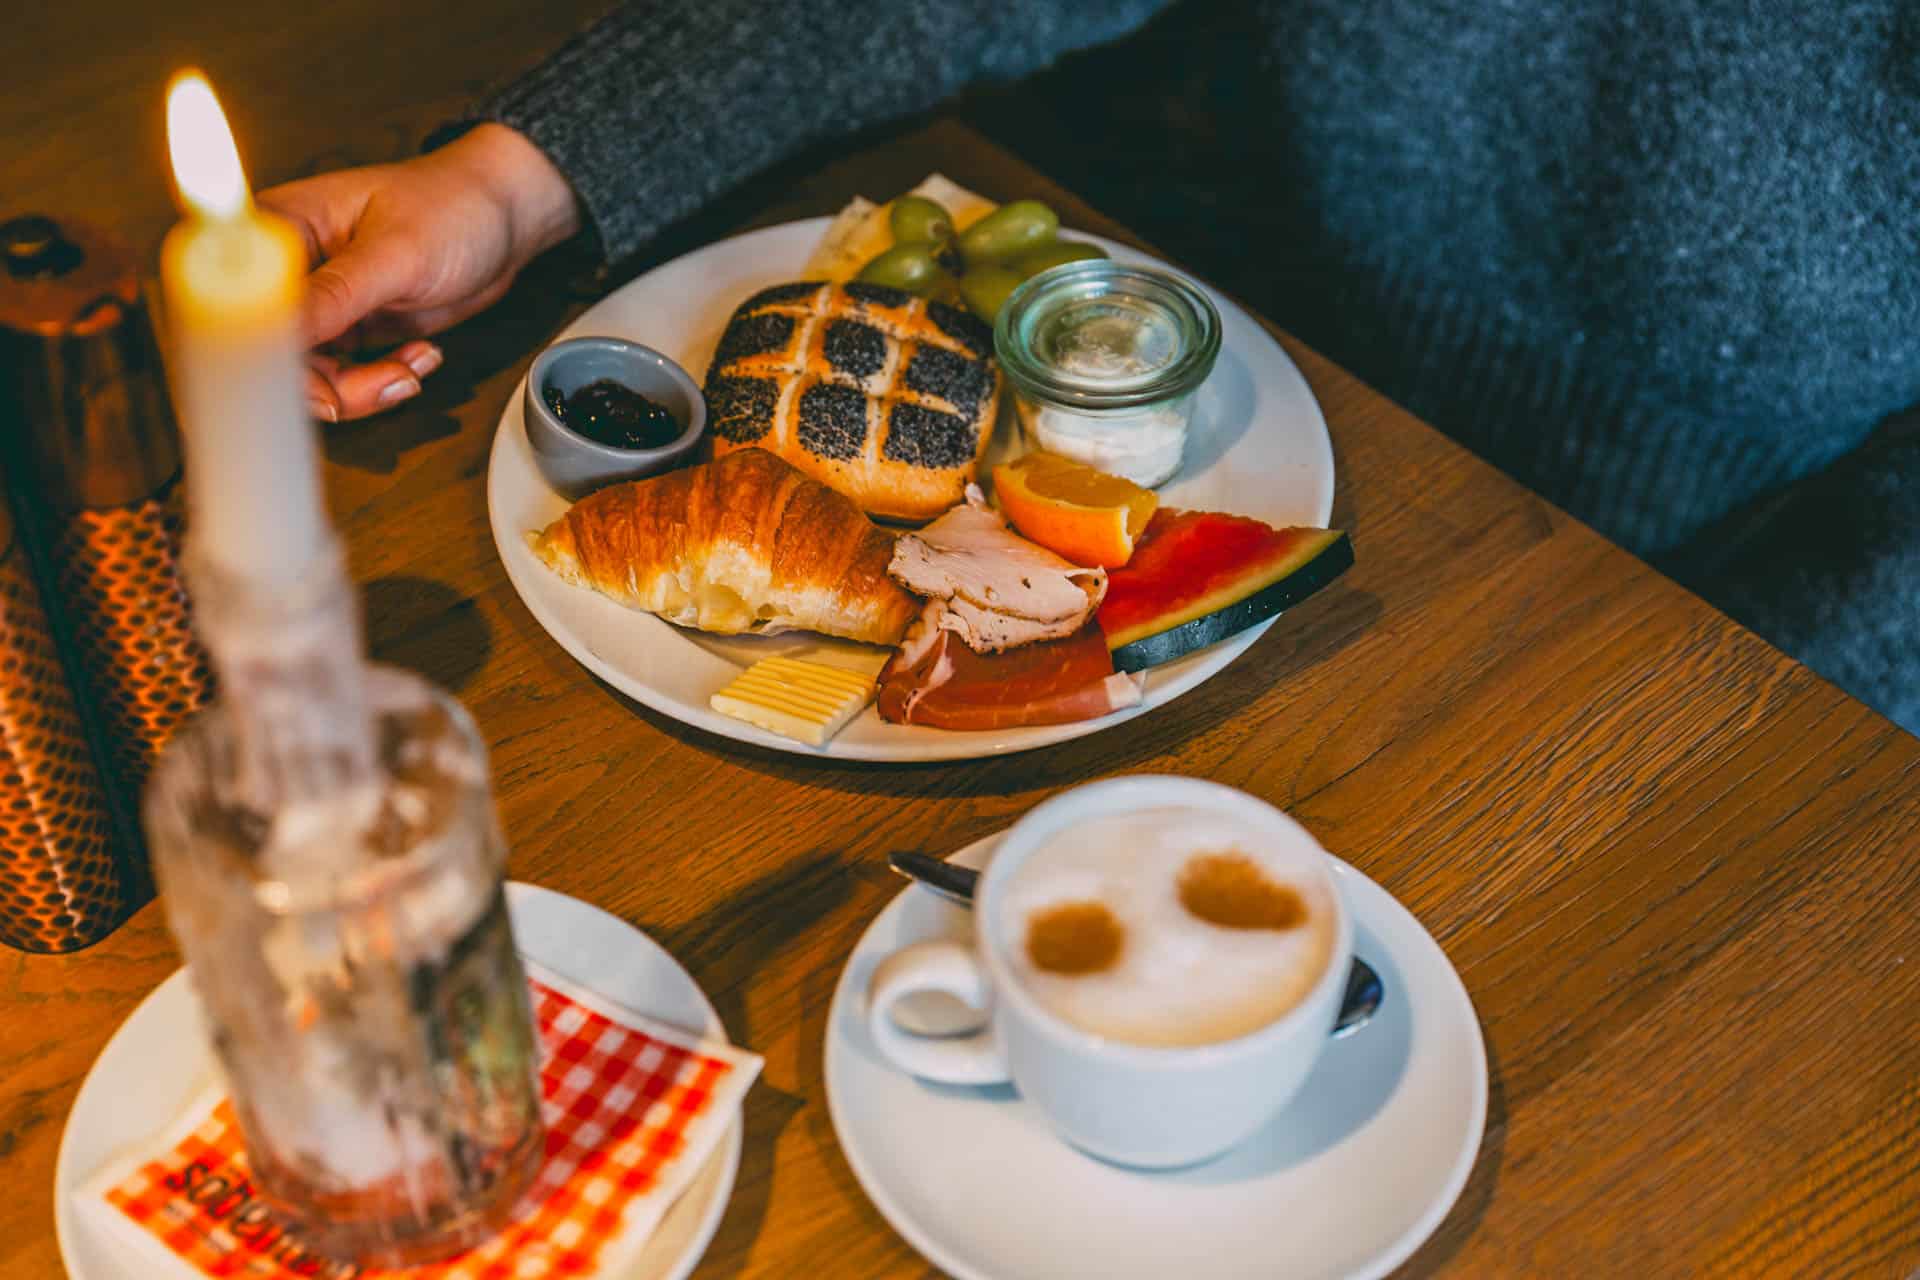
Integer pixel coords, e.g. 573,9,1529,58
166,70,250,220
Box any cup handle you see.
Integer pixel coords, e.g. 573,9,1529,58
865,941,1010,1085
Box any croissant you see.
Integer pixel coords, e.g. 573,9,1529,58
527,448,918,645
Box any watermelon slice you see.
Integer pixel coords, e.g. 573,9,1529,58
1098,509,1352,672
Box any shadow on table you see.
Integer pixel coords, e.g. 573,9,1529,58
362,575,493,694
621,852,852,1275
789,880,925,1265
323,404,462,475
697,1083,808,1279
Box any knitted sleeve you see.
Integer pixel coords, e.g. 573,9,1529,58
1667,416,1920,736
477,0,1174,263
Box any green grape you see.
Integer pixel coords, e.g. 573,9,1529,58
958,265,1025,323
888,195,954,246
1010,239,1109,278
856,242,943,291
957,200,1060,263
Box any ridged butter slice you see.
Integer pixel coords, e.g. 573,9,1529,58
710,657,878,747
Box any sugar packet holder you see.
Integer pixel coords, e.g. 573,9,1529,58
77,955,762,1279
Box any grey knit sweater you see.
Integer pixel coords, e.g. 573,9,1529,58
481,0,1920,734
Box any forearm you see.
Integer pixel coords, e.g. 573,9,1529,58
435,123,582,265
477,0,1175,263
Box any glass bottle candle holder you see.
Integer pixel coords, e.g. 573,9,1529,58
143,603,545,1266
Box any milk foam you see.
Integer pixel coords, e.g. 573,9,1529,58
1000,805,1336,1048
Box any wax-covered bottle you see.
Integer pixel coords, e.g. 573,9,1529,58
144,553,545,1263
140,73,545,1265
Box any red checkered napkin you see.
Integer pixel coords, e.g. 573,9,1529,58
78,957,761,1279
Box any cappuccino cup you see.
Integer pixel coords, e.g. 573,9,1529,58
865,775,1355,1168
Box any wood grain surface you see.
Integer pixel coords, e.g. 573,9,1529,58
7,5,1920,1278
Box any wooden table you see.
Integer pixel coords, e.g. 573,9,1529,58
9,7,1920,1276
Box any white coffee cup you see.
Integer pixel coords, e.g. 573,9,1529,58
864,775,1355,1168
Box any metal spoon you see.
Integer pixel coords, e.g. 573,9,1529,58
888,850,1384,1039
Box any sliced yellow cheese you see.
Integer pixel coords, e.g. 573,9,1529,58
803,173,999,281
710,656,878,747
805,196,880,281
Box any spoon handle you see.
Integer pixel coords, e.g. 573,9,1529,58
889,850,981,907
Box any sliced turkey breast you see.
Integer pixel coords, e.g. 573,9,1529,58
888,487,1105,653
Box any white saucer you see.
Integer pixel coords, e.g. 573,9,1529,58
825,835,1487,1280
55,882,742,1280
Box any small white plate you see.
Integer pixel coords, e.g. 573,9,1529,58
486,217,1335,763
825,834,1487,1280
55,882,742,1280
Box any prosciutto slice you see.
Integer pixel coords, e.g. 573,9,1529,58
877,615,1143,731
888,487,1105,653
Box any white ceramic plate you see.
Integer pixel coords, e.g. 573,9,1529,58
486,218,1334,762
55,882,742,1280
825,834,1487,1280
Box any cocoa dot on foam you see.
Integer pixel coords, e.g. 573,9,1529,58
1026,900,1125,976
1178,851,1306,931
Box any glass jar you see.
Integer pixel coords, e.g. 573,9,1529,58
144,656,545,1267
994,260,1222,488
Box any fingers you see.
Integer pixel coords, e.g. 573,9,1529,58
338,305,469,352
303,231,427,349
336,275,519,351
260,170,439,349
304,366,340,423
256,176,343,266
305,341,442,422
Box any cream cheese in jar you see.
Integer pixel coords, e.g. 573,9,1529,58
994,261,1221,488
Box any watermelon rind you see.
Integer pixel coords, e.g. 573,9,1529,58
1101,525,1344,649
1108,531,1354,673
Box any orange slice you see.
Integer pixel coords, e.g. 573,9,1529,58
992,452,1160,568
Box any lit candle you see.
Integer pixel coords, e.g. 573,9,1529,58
161,70,326,583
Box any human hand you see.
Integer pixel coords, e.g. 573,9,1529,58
258,123,580,421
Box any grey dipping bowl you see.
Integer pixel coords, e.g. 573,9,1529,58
526,336,707,500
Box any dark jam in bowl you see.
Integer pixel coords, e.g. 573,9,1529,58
543,379,682,450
